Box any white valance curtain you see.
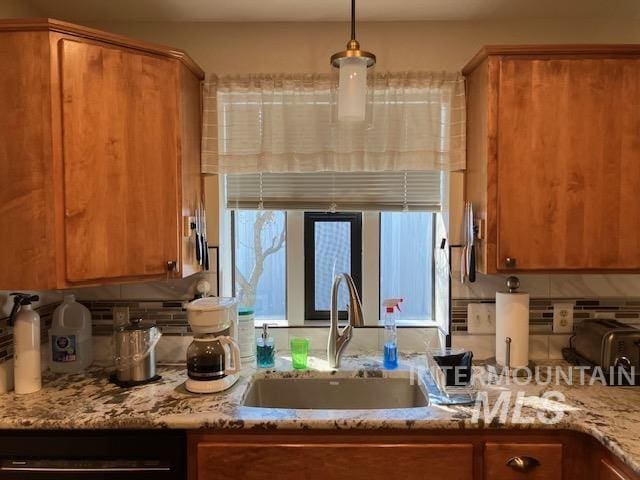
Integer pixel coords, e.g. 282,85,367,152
202,72,466,174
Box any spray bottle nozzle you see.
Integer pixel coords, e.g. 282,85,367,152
383,298,403,313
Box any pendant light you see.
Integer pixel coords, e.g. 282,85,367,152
330,0,376,122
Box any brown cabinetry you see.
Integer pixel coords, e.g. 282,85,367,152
196,440,473,480
0,19,204,288
464,45,640,273
188,431,639,480
601,458,633,480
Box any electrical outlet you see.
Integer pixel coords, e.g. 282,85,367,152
112,306,130,327
467,303,496,334
553,302,574,333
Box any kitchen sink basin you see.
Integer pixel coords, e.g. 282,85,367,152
241,373,430,410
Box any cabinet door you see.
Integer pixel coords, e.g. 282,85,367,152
196,442,474,480
60,39,180,282
484,442,562,479
496,58,640,270
600,458,632,480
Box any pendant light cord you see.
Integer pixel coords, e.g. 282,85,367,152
351,0,356,40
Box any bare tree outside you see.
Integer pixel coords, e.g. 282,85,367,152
234,211,286,314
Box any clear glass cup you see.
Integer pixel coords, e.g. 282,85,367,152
290,337,309,370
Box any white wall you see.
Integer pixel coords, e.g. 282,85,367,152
0,0,41,17
87,19,640,74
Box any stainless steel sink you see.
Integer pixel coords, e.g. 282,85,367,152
241,373,430,410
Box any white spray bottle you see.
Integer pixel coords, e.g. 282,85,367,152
9,293,42,394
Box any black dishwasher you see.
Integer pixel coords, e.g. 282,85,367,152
0,430,186,480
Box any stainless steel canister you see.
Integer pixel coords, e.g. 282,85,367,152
114,318,162,382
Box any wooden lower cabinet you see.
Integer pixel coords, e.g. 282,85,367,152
196,442,473,480
601,458,635,480
188,431,638,480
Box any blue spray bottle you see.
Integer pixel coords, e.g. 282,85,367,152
383,298,403,369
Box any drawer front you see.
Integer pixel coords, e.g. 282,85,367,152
197,442,474,480
484,443,562,479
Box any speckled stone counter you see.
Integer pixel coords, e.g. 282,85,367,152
0,353,639,474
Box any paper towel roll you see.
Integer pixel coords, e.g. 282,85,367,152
495,291,530,368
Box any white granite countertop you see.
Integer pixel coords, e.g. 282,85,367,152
0,352,639,474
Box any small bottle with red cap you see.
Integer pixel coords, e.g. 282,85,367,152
383,298,403,369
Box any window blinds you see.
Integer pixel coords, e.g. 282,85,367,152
226,171,442,212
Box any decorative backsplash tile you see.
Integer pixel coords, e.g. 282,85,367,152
451,297,640,333
84,300,189,336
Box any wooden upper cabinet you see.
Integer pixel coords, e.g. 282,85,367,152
464,46,640,273
60,39,181,282
0,19,205,289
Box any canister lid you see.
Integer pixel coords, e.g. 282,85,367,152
118,318,155,332
238,308,255,316
186,297,237,312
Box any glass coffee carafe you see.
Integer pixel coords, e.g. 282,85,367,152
186,331,241,383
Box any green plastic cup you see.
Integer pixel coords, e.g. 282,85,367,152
290,337,309,370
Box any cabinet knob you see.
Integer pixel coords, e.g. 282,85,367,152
506,456,540,472
505,257,517,268
167,260,178,272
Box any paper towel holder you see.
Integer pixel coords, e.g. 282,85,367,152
506,276,520,293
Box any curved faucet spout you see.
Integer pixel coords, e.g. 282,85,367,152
327,273,364,368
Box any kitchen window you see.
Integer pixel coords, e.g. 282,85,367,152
303,212,362,320
380,212,435,322
232,210,286,320
230,208,437,325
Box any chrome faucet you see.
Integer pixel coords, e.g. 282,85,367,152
327,273,364,368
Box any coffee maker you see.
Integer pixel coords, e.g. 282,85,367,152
185,297,241,393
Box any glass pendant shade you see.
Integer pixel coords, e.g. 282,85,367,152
337,56,368,122
329,0,376,125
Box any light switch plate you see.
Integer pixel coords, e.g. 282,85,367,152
467,303,496,334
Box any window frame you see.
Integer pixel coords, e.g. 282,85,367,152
303,212,363,321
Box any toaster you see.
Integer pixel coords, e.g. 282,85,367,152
573,319,640,369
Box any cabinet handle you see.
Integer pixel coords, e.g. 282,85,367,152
167,260,178,272
505,257,517,268
506,456,540,472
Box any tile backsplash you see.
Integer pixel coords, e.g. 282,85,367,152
451,297,640,333
1,271,639,366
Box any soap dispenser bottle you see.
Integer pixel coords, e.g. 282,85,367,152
256,324,275,368
9,293,42,394
383,298,403,370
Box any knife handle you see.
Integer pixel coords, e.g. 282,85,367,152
195,232,202,262
203,242,209,271
468,245,476,283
